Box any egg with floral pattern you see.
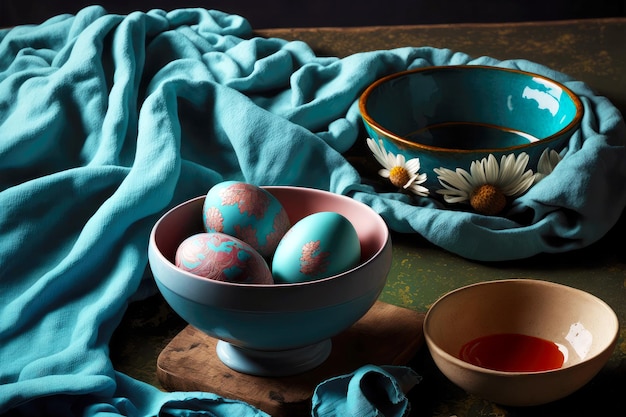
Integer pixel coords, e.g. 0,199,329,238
271,212,361,284
202,181,290,259
175,232,273,284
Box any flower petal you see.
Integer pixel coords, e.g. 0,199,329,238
484,154,501,184
404,157,421,174
456,167,478,190
503,171,535,196
510,153,530,178
469,159,488,185
408,183,429,196
435,167,472,193
436,189,469,204
385,149,399,169
537,148,561,175
404,174,419,187
367,138,390,168
414,172,427,185
394,153,407,167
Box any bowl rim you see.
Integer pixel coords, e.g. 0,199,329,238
149,186,390,290
423,278,619,376
359,65,584,155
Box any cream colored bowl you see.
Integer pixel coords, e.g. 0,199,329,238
423,279,619,406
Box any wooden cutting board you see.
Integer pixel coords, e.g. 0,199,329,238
157,301,425,416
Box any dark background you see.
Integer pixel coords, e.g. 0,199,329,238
1,0,626,29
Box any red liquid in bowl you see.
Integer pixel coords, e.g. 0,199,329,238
459,333,565,372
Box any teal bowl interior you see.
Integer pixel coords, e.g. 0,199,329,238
147,186,392,376
359,65,583,191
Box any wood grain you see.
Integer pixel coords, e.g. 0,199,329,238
157,301,425,416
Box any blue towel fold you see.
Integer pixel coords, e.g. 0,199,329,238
1,5,624,416
312,365,421,417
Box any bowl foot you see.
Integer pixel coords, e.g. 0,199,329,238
216,339,332,377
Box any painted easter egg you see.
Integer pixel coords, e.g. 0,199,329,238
272,212,361,284
202,181,290,259
175,232,273,284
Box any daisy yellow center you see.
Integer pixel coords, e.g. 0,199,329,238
470,184,506,215
389,166,410,188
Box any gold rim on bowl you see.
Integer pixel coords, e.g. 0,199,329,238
359,65,584,155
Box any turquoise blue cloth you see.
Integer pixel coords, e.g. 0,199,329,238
312,365,421,417
1,5,624,416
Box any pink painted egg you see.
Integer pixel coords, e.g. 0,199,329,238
202,181,290,259
175,232,273,284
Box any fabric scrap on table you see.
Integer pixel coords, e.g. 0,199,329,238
312,365,422,417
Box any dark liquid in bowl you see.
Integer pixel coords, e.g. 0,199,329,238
459,333,565,372
408,123,538,150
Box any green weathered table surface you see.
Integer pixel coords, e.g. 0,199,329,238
111,18,626,417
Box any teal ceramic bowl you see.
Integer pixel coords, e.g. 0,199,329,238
359,65,583,191
148,186,392,377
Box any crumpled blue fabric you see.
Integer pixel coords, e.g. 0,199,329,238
1,5,624,417
312,365,422,417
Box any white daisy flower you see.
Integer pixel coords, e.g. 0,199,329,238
434,152,535,216
366,138,429,197
534,148,562,183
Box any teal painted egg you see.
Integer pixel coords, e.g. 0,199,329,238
202,181,290,259
175,232,273,284
272,212,361,284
